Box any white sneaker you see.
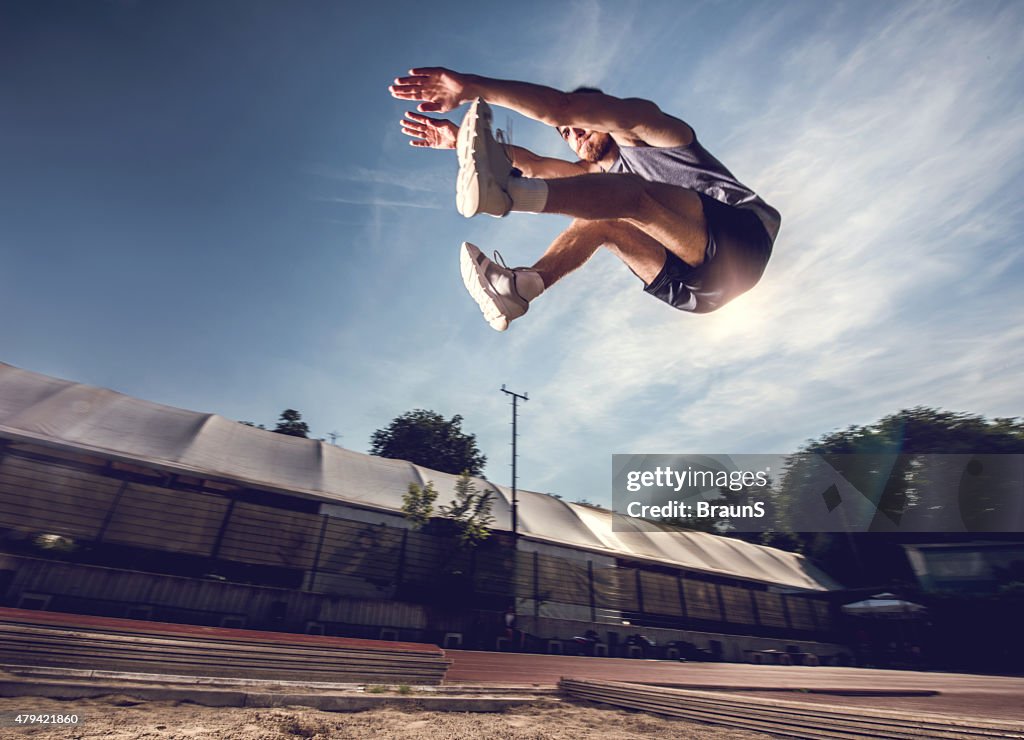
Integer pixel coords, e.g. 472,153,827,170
456,98,513,218
460,242,544,331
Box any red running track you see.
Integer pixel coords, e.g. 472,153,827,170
2,610,1020,722
443,649,1024,722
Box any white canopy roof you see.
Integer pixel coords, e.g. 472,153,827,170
0,362,836,591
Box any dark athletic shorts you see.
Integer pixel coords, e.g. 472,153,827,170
643,193,773,314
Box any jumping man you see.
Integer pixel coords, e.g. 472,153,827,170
389,67,780,331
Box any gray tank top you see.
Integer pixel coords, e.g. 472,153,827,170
610,135,781,242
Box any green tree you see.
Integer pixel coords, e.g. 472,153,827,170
769,407,1024,586
439,472,495,548
273,409,310,438
402,480,438,530
775,407,1024,532
370,409,486,475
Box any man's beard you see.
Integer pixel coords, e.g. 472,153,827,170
581,133,613,163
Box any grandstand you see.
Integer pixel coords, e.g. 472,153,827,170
0,362,848,662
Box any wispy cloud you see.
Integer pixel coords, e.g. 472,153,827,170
525,0,644,89
317,195,445,210
307,163,448,194
485,1,1024,502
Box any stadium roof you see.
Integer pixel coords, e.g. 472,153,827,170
0,362,836,591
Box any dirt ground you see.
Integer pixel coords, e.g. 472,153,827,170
0,695,775,740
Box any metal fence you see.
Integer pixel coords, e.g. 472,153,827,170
0,442,832,636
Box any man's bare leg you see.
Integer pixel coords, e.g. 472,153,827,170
538,174,708,268
531,218,671,287
459,218,672,331
459,154,709,329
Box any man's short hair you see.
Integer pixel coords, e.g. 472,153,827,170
569,86,604,95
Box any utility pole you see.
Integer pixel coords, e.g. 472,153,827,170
500,385,528,537
327,432,341,446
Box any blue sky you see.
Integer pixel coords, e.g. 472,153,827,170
2,0,1022,506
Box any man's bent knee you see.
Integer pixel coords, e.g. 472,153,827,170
595,220,673,284
629,185,708,268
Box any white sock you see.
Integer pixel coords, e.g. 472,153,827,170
507,178,549,213
513,269,545,301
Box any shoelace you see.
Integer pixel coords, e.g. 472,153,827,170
491,250,526,300
495,117,514,166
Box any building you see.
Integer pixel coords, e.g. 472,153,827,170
0,362,847,662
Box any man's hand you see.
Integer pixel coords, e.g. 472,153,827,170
400,112,458,149
389,67,472,114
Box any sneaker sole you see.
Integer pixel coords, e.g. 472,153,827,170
456,100,484,217
460,243,511,331
456,99,499,218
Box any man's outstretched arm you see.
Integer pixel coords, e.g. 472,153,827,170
510,146,594,178
399,111,593,178
389,67,692,147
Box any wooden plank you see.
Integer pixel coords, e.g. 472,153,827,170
0,608,442,655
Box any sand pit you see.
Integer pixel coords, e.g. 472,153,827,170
0,695,773,739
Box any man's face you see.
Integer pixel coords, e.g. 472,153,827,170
558,126,614,163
